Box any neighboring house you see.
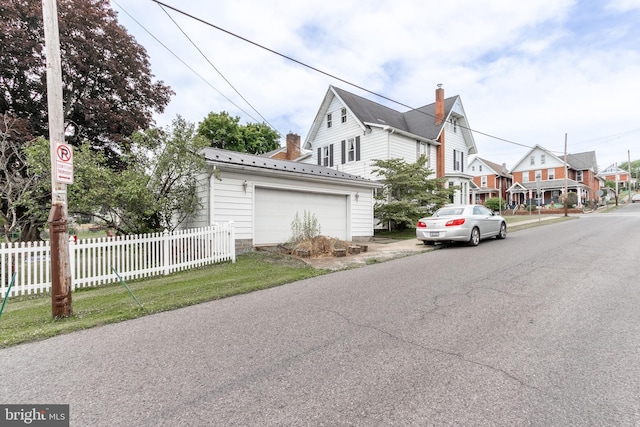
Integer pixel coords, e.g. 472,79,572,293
507,145,600,207
468,157,513,205
598,163,631,188
181,140,382,251
301,84,478,205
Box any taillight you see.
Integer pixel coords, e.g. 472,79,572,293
417,221,427,228
445,218,465,226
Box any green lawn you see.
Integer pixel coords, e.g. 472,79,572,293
0,251,326,348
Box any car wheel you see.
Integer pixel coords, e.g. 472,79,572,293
496,222,507,239
468,227,480,246
423,240,435,246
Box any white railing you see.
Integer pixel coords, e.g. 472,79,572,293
0,223,235,298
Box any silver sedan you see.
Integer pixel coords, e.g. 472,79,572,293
416,204,507,246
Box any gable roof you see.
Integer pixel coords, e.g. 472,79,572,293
474,157,511,177
201,147,381,187
510,145,597,173
304,85,475,150
567,151,597,172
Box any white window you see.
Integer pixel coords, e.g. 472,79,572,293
530,156,535,166
341,108,347,123
481,176,487,187
453,150,461,171
347,138,356,162
327,113,332,128
541,154,546,164
479,165,483,172
322,146,330,166
535,170,542,180
548,168,555,180
417,142,428,161
576,170,583,181
471,166,475,172
522,172,530,183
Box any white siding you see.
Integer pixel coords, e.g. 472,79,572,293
443,127,468,174
183,169,376,243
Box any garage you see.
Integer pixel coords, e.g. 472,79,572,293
254,187,348,245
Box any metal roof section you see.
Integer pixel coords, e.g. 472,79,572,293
201,147,379,184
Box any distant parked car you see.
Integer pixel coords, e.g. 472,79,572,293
632,194,640,203
416,205,507,246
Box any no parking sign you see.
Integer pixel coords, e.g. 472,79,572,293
55,142,74,184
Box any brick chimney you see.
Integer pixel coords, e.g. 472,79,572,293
286,133,301,160
435,83,445,126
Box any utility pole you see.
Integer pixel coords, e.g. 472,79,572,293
42,0,72,317
628,150,632,199
564,133,568,217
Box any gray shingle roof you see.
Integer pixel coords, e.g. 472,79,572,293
567,151,597,172
333,86,457,140
476,157,511,177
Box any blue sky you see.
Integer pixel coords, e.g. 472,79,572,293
111,0,640,170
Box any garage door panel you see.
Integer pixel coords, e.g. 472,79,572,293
255,188,347,245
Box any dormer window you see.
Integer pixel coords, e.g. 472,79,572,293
327,113,332,128
341,108,347,123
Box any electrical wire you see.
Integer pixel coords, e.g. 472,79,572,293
151,0,535,150
147,1,638,161
157,4,278,133
111,0,266,127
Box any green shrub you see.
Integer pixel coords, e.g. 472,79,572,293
484,197,507,211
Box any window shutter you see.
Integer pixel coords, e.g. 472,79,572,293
355,136,361,161
329,144,334,167
317,147,321,166
461,153,464,172
341,140,346,164
453,150,457,170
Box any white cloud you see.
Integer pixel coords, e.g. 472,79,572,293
112,0,640,170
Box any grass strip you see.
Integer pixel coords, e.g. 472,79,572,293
0,252,326,348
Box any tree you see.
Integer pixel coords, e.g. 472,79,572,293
372,156,454,230
25,117,211,234
0,0,173,239
198,111,280,154
0,113,41,241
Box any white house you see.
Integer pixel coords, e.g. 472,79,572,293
301,84,478,205
182,144,382,251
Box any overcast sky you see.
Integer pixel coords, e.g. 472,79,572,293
110,0,640,171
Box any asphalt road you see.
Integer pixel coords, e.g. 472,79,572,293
2,205,640,426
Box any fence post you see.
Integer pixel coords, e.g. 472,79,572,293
229,221,236,263
69,237,75,291
163,229,170,276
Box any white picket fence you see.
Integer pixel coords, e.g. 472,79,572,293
0,223,235,298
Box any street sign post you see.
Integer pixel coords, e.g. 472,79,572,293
55,142,73,184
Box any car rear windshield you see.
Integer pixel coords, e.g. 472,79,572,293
435,208,464,216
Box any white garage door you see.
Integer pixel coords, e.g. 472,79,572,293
254,188,348,245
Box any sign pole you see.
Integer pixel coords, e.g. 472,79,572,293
42,0,72,317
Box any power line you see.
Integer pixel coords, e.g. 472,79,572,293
151,0,535,150
111,0,266,127
157,4,278,133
